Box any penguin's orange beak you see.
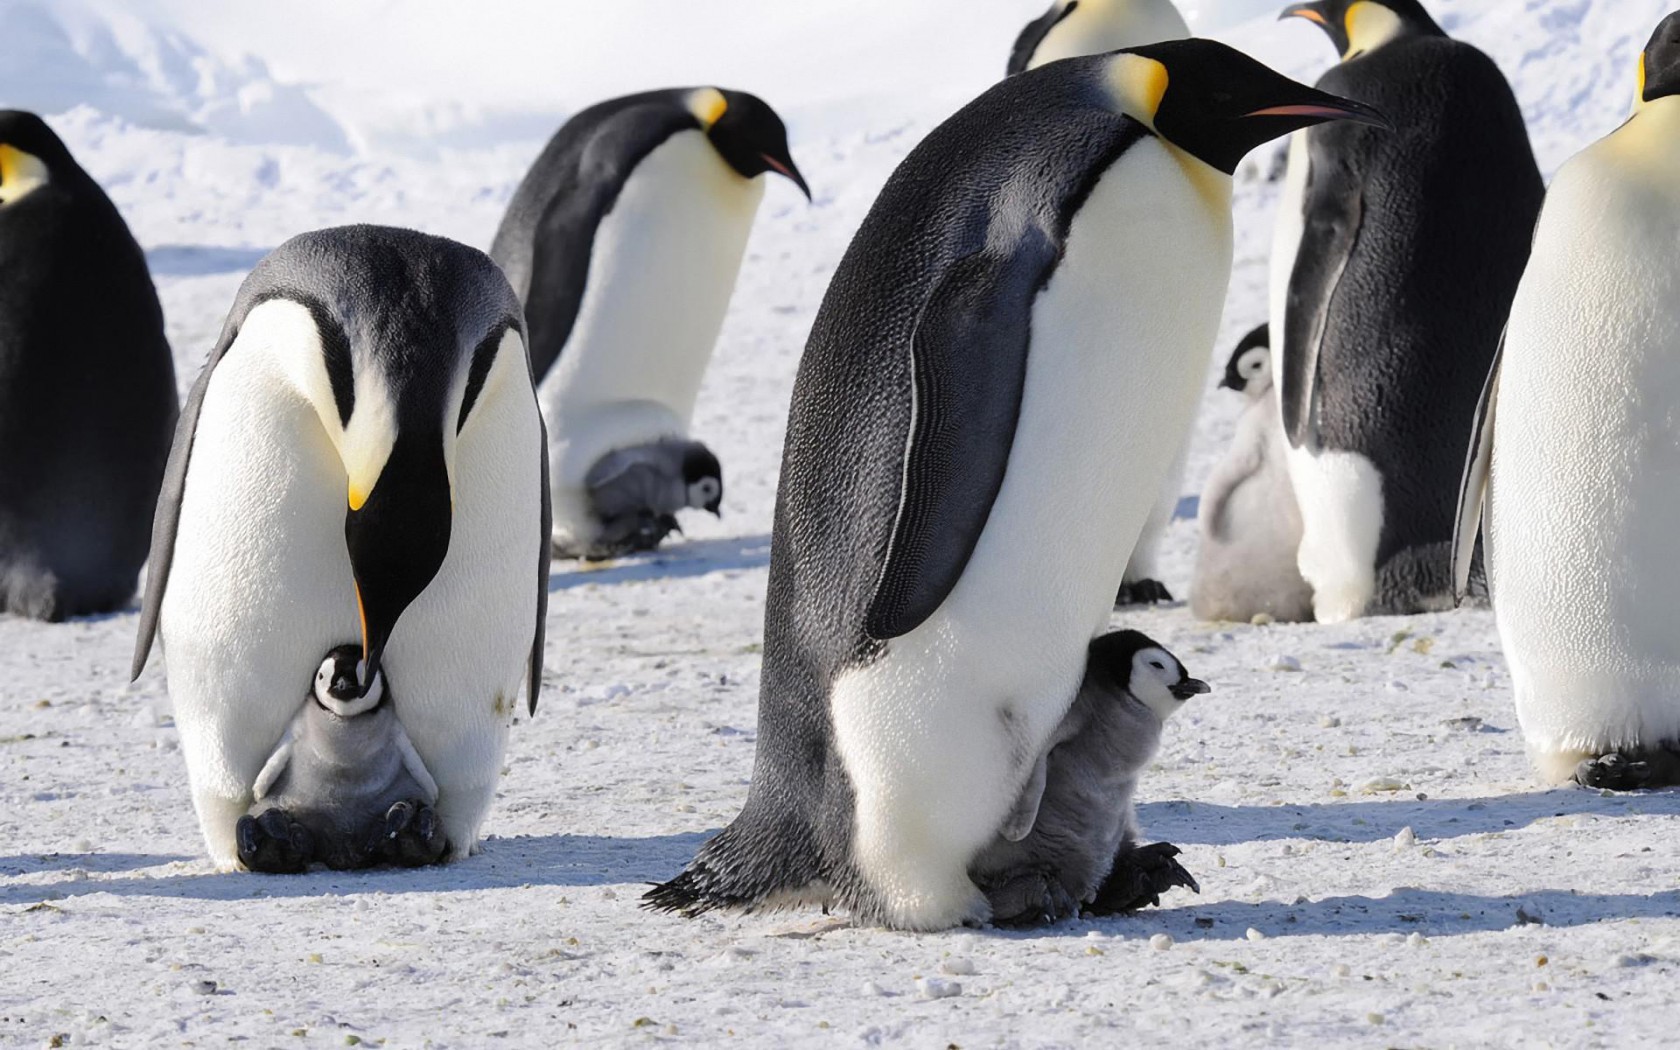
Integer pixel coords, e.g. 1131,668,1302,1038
1281,3,1329,24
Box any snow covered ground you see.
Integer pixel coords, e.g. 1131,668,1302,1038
4,0,1680,1045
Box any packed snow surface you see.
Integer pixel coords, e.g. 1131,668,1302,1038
3,0,1679,1046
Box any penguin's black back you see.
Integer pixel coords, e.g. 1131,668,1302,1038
647,60,1149,914
1289,38,1541,586
0,111,177,620
488,91,702,382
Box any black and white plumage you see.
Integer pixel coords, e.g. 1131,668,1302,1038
1008,0,1190,76
490,88,806,559
646,40,1385,930
970,630,1205,926
131,225,550,869
577,438,722,560
0,110,177,621
1271,0,1542,622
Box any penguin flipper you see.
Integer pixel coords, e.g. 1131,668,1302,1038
1278,136,1366,449
251,727,296,802
1452,331,1503,604
1007,1,1075,76
864,247,1042,641
528,408,552,716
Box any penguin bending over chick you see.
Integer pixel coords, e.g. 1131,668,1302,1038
646,41,1385,930
1456,13,1680,792
1191,324,1313,622
490,88,807,560
970,630,1205,927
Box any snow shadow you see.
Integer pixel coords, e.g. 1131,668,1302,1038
145,245,272,277
548,534,772,592
1138,789,1680,846
0,831,711,905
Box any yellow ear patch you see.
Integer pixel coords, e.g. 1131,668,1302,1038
1636,51,1649,110
686,88,729,130
1343,1,1403,60
0,143,50,205
1106,54,1170,127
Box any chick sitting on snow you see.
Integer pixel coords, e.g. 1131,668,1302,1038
236,646,446,873
970,629,1206,926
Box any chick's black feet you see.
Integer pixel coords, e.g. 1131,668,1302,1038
1086,841,1199,915
237,809,315,874
1116,579,1173,606
1574,746,1680,791
368,799,449,867
980,867,1079,928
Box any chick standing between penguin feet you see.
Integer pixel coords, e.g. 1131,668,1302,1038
490,88,807,561
237,646,447,873
1455,12,1680,792
1271,0,1542,622
645,40,1387,931
970,630,1206,927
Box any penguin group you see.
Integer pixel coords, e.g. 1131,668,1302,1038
8,0,1680,932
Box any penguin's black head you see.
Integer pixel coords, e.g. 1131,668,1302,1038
1113,40,1392,176
0,110,74,207
1640,12,1680,105
681,444,724,516
693,88,811,201
1220,323,1272,392
1280,0,1443,60
1087,630,1210,722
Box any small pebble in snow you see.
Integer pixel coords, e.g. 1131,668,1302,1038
1533,981,1550,992
862,980,890,997
1330,963,1351,978
1246,928,1265,942
1407,933,1427,947
1250,613,1275,626
1361,777,1409,793
1367,1013,1385,1025
1536,956,1548,967
1387,679,1410,692
1319,715,1341,729
192,980,217,995
939,958,977,976
916,977,962,1000
1150,934,1174,951
1616,953,1658,968
1266,655,1302,672
1393,826,1417,850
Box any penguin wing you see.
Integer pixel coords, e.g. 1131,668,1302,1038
251,724,297,802
1199,430,1266,544
529,413,552,716
393,719,442,804
863,246,1043,640
1452,332,1503,603
1278,134,1366,448
1007,1,1076,76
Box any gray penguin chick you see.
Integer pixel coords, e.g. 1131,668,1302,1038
573,437,723,559
1191,324,1314,623
970,629,1206,926
237,646,444,872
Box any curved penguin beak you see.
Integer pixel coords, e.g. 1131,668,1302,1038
1280,2,1330,24
1244,96,1392,130
760,152,812,201
1171,678,1212,700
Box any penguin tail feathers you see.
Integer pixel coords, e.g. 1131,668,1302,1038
641,818,829,919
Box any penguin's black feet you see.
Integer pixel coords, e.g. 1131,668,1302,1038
1086,842,1199,915
981,868,1079,928
368,799,449,867
1116,579,1174,606
236,809,315,874
1573,747,1680,791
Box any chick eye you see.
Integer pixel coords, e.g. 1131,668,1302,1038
1150,660,1164,670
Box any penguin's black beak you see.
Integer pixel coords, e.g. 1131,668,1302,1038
345,434,452,696
760,151,812,201
1171,678,1212,700
1243,95,1392,131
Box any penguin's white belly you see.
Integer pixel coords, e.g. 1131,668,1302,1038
543,132,764,543
1029,1,1190,68
830,140,1231,929
1487,140,1680,772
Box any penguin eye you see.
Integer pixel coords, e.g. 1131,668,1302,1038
1149,660,1165,670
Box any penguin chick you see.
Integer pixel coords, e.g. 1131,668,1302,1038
238,646,443,873
1190,324,1314,622
571,438,723,560
969,630,1206,926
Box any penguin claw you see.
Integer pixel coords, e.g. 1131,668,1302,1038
369,799,449,868
236,809,315,874
1086,841,1199,915
1115,579,1174,606
983,868,1078,928
1572,749,1680,792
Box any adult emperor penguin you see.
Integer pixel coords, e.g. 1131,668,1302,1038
1456,14,1680,792
1271,0,1542,622
645,41,1385,930
0,110,177,620
490,88,808,560
131,225,550,868
1190,324,1314,622
1008,0,1191,76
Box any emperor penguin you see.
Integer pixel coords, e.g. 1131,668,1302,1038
1190,324,1314,623
0,110,178,621
131,225,550,869
1008,0,1191,76
489,88,808,560
1455,14,1680,792
1271,0,1542,622
645,41,1386,930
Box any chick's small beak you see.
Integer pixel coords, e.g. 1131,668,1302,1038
1171,678,1212,700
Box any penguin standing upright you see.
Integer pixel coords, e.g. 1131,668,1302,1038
1272,0,1541,622
490,89,808,560
1008,0,1191,76
1191,324,1313,622
131,226,550,869
646,41,1385,930
1456,14,1680,791
0,110,177,620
